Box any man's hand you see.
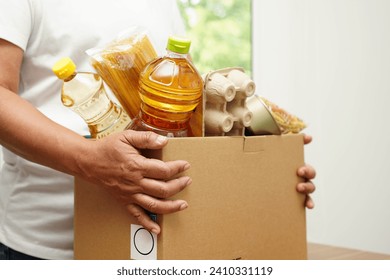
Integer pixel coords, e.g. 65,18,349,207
296,134,316,209
79,130,191,234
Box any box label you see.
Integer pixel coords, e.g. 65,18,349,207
130,224,157,260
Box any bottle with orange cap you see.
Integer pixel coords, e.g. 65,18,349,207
52,57,131,139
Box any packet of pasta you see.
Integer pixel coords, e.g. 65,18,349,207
260,96,306,134
86,27,158,119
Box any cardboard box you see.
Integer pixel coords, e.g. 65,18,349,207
74,134,307,260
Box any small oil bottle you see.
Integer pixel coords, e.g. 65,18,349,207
129,36,203,137
52,57,131,139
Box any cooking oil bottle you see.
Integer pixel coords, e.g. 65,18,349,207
129,36,203,137
52,57,131,139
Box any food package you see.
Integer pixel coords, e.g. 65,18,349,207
261,96,306,134
86,27,158,119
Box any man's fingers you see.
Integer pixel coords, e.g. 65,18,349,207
126,204,161,234
297,181,316,194
139,176,192,198
140,157,191,179
132,193,188,215
297,164,316,180
305,195,315,209
125,197,189,234
120,130,191,180
303,134,313,145
123,130,168,150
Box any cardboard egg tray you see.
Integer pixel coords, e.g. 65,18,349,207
202,67,255,136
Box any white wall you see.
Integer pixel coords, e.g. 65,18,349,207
253,0,390,254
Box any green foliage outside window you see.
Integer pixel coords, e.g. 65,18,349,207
177,0,252,76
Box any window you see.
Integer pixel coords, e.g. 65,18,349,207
177,0,252,75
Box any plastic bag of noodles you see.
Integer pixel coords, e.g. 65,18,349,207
86,26,158,119
260,96,306,134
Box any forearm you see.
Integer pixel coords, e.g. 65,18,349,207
0,85,90,176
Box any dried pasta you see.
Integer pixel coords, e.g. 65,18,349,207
260,96,306,134
87,28,157,119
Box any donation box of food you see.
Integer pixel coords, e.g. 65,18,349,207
74,134,307,260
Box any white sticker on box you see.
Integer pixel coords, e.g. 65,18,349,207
130,224,157,260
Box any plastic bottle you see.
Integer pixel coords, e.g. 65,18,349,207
52,57,131,139
129,36,204,137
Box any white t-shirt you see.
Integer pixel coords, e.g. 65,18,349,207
0,0,185,259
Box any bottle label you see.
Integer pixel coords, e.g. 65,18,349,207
93,112,131,139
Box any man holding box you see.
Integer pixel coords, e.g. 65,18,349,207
0,0,315,260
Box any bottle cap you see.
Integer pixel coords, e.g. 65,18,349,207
52,57,76,80
166,36,191,54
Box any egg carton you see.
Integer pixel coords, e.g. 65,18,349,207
202,67,255,136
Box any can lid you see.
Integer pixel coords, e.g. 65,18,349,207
166,36,191,54
52,57,76,80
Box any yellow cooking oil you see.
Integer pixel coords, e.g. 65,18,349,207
130,36,203,137
53,57,131,139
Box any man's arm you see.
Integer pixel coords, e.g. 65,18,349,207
0,39,191,234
